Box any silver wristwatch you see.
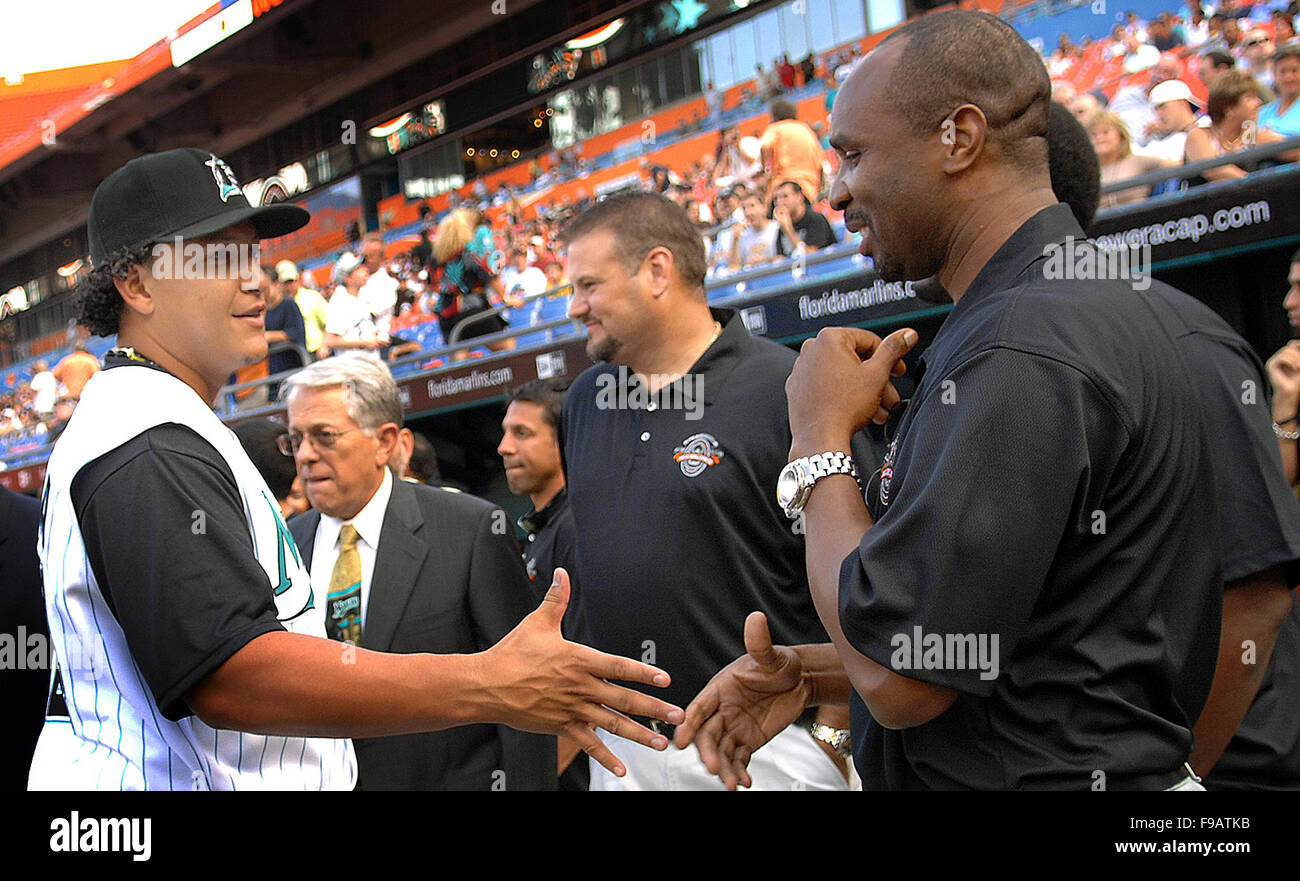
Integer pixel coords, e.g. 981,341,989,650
776,452,858,520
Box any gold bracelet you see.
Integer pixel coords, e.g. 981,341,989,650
809,722,852,758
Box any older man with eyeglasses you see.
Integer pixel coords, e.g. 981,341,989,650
279,354,559,789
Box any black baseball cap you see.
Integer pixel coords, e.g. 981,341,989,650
88,147,310,265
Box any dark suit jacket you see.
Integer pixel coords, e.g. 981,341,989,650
1,487,46,791
290,478,556,790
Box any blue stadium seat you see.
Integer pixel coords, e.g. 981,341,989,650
537,293,571,321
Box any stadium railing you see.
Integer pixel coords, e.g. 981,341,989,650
1098,136,1300,198
200,239,873,422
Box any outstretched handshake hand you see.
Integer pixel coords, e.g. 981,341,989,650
672,611,813,790
486,568,684,778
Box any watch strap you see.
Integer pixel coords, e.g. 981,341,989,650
801,451,858,483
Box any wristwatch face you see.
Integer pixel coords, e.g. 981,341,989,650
776,460,806,516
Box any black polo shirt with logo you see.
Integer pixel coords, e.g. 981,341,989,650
561,307,846,711
1145,284,1300,790
844,204,1222,789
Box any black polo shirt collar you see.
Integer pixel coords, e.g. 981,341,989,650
518,487,568,536
920,203,1083,374
697,307,751,405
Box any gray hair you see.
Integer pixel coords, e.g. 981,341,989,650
278,354,403,434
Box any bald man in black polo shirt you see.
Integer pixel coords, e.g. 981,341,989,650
676,11,1221,790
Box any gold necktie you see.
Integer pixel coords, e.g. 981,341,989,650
325,524,362,644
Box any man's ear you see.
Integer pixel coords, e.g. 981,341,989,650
113,263,156,318
642,246,675,300
374,422,402,468
939,104,989,175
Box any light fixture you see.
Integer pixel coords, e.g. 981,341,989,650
368,113,413,138
564,19,624,50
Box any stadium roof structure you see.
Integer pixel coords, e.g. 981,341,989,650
0,0,631,287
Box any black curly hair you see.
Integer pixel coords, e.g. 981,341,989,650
75,243,156,337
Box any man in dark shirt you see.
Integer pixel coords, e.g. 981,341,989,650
561,191,854,790
0,486,44,790
411,229,433,272
800,53,817,87
773,180,838,257
262,263,306,379
1148,14,1186,52
500,378,583,638
499,377,589,790
676,11,1221,790
1047,99,1300,790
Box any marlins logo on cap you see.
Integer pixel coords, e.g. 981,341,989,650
205,154,242,202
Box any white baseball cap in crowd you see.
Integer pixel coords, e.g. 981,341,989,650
275,259,300,283
1149,79,1202,108
333,252,364,285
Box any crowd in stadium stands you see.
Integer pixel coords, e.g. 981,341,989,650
0,340,99,455
262,4,1296,395
6,5,1300,456
1049,2,1300,207
226,46,857,388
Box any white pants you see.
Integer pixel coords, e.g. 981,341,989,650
589,723,852,791
1166,765,1206,791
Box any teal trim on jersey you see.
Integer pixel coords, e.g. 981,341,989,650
265,492,295,596
263,493,313,614
265,492,303,566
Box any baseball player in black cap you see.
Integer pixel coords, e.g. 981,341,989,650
30,148,681,790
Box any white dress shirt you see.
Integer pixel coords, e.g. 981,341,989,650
310,467,393,634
